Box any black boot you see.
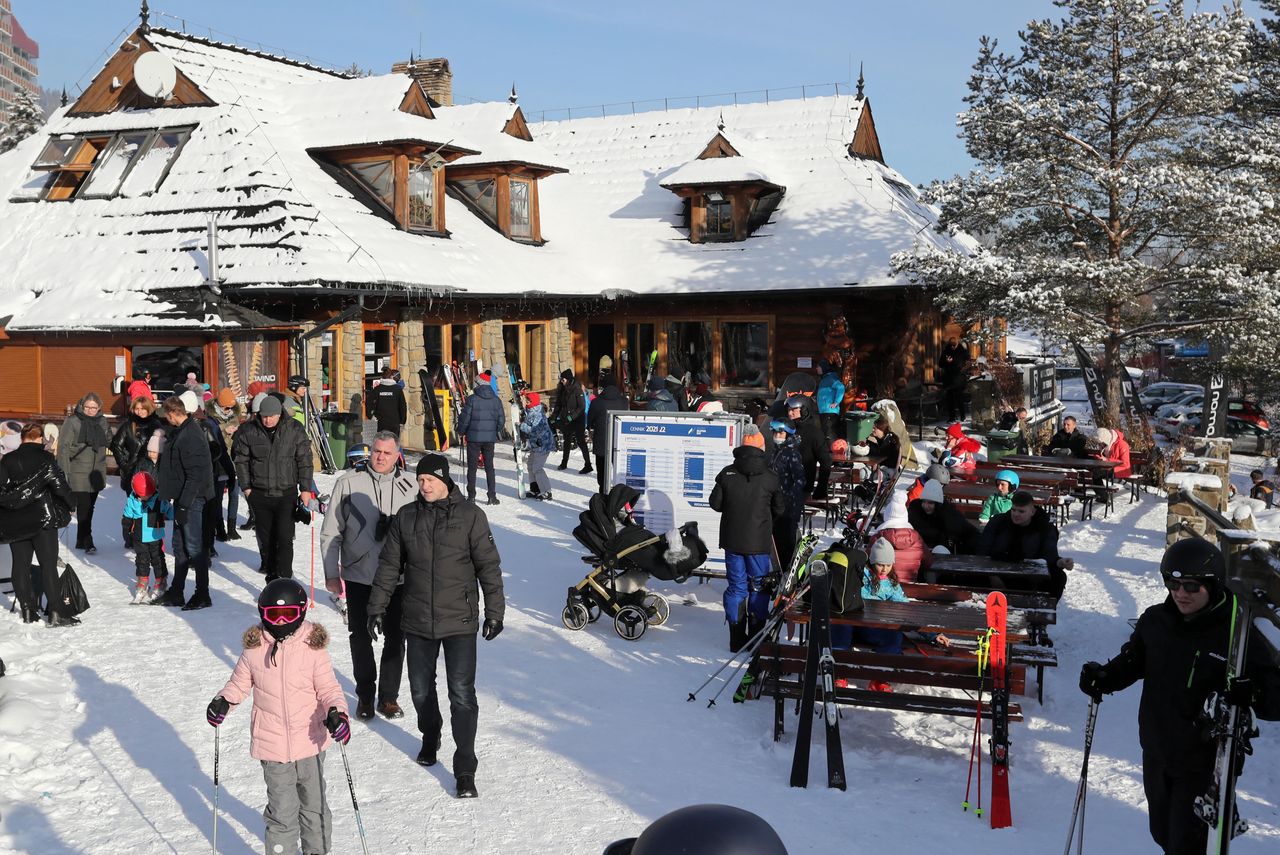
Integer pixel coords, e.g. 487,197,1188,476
215,519,228,542
728,620,750,653
225,515,241,541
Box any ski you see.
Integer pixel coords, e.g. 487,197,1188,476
618,348,631,398
446,361,468,463
814,558,846,790
790,556,834,788
508,363,529,499
304,391,337,473
986,591,1012,829
419,367,447,451
733,532,819,704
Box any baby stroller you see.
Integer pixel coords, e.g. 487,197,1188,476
564,484,708,641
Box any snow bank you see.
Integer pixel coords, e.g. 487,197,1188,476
1164,471,1223,490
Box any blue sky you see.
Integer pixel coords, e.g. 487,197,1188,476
15,1,1272,184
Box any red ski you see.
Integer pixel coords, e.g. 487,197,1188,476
986,591,1012,829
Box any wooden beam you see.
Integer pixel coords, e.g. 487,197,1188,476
394,154,409,228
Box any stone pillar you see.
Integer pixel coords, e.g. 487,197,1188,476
549,315,572,384
1179,454,1231,513
341,320,365,446
1165,472,1224,545
396,312,427,452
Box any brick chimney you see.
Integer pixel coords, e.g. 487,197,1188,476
392,57,452,107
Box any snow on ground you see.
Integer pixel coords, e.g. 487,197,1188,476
2,449,1279,854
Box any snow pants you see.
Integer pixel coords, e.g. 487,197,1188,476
248,493,296,580
1142,751,1211,855
526,450,551,495
261,752,331,855
831,624,903,655
724,551,772,624
134,539,167,581
8,528,59,617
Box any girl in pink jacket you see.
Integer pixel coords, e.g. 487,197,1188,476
207,579,350,855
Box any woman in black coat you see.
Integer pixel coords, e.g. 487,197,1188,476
110,395,163,548
0,424,75,625
907,480,980,555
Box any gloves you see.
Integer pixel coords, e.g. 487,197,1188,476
175,506,189,526
1079,661,1107,702
482,618,503,641
367,614,383,643
324,707,351,744
1225,677,1256,708
207,696,230,727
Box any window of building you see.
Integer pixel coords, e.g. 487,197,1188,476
704,192,733,240
509,178,532,239
346,159,395,211
503,321,550,390
452,177,498,224
120,129,190,197
81,132,149,197
747,189,783,234
626,323,656,384
407,161,435,231
719,321,770,388
14,128,192,202
666,321,713,385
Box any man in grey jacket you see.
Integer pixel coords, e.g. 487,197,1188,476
321,431,416,721
368,453,504,800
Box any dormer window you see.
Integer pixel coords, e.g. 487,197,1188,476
13,128,192,202
347,160,395,209
661,129,784,244
509,178,532,238
316,141,474,236
407,161,436,230
704,191,732,240
446,170,545,244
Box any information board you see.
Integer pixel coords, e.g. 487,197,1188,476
608,411,749,563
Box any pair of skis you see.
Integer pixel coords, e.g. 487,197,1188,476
303,391,337,473
958,593,1011,828
508,363,529,498
418,367,448,451
788,555,846,790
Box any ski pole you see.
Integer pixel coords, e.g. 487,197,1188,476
309,526,316,608
963,630,992,813
211,727,220,855
338,741,371,855
1063,699,1099,855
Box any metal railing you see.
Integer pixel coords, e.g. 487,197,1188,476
526,81,848,124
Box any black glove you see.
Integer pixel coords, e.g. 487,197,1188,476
175,505,189,526
206,696,230,727
1079,661,1107,702
1225,677,1257,708
482,618,503,641
367,614,383,643
325,707,351,744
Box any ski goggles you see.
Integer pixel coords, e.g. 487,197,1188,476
262,604,305,625
1164,578,1205,594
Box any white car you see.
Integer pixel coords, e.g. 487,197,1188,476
1139,382,1201,409
1154,391,1204,420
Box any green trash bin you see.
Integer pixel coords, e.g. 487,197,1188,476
843,411,879,444
320,412,358,466
985,429,1018,464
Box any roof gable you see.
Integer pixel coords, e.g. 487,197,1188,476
697,131,741,159
502,107,533,141
399,83,436,119
849,99,884,163
69,31,216,116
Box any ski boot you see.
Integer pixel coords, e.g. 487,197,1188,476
131,582,150,605
148,578,169,604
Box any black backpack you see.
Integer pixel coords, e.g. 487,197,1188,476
58,563,91,617
815,546,866,614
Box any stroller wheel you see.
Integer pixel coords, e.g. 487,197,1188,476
586,600,602,624
642,593,670,626
561,603,590,631
614,605,647,641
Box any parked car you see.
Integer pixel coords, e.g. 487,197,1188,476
1154,391,1203,419
1138,382,1201,410
1228,399,1270,430
1162,397,1269,430
1178,415,1274,456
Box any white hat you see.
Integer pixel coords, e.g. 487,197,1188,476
179,390,200,414
869,538,896,566
877,491,910,529
1094,427,1115,447
920,479,945,504
932,544,952,555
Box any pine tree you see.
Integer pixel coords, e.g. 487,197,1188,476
0,88,45,155
892,0,1280,419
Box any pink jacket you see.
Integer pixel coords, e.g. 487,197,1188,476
219,622,347,764
1106,430,1132,479
872,526,932,583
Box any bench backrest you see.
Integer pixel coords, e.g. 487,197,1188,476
759,642,1029,696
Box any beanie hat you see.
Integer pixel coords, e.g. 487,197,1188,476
147,432,165,454
130,471,157,500
186,372,197,383
924,463,951,485
877,491,910,529
416,453,453,488
869,538,896,566
1093,427,1115,448
257,395,283,418
920,479,945,504
179,390,200,414
478,372,491,383
647,375,665,392
217,388,237,408
945,422,966,440
526,391,541,408
251,392,268,414
742,424,765,449
560,368,575,382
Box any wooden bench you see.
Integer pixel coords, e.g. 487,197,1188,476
943,480,1070,526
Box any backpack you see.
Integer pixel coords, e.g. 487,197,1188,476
812,547,866,614
58,563,91,617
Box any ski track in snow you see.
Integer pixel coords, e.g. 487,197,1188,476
1,448,1278,854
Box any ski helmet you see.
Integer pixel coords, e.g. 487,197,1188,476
347,443,371,469
995,469,1020,490
605,804,788,855
286,374,308,391
130,471,158,500
1159,538,1226,591
258,578,309,641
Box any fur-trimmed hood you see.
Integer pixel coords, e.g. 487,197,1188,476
242,621,328,650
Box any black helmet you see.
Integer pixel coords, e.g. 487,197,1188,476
287,374,308,391
1160,538,1225,589
258,578,309,641
604,804,788,855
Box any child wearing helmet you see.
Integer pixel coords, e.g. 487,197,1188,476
767,419,805,568
978,469,1020,523
206,579,350,855
123,471,172,604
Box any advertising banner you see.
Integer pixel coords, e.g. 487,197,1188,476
217,336,283,404
1071,341,1108,424
1200,373,1229,439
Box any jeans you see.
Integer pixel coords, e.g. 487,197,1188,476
466,441,497,501
248,492,297,579
9,528,61,617
406,632,479,777
723,552,773,624
72,490,100,548
831,624,904,654
223,477,240,526
345,581,406,705
170,497,209,597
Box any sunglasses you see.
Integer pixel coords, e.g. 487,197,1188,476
262,604,304,625
1164,579,1204,594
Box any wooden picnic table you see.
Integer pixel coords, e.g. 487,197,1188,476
999,454,1119,478
788,599,1030,642
928,554,1050,582
969,464,1076,490
831,451,885,467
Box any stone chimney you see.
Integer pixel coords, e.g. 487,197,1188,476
392,57,452,107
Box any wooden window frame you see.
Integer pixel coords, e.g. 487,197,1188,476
447,167,543,243
656,315,774,393
21,128,193,203
333,149,447,236
502,320,552,391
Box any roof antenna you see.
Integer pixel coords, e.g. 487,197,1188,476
60,86,68,107
855,62,865,101
717,110,725,132
509,83,518,105
140,0,151,35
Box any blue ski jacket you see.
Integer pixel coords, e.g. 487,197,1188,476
519,406,556,454
816,371,845,415
124,493,172,544
458,384,505,443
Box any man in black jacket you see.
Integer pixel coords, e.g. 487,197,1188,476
457,373,505,505
907,478,981,555
587,377,629,494
155,395,216,609
1047,414,1088,458
231,395,314,581
786,396,831,499
710,444,785,651
938,337,969,422
1080,539,1280,855
369,367,408,437
978,491,1074,602
552,369,591,473
367,454,505,800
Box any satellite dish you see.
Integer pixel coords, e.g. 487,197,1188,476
133,51,177,101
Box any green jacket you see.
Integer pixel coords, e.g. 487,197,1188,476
979,492,1013,522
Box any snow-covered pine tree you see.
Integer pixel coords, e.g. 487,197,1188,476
892,0,1280,420
0,88,44,155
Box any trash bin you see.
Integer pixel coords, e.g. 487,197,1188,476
320,412,360,466
844,411,879,445
985,429,1018,464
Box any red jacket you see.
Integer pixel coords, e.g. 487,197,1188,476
1105,430,1132,479
872,526,932,583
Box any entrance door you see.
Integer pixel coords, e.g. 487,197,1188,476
501,322,550,390
587,323,615,389
625,323,656,387
362,326,394,407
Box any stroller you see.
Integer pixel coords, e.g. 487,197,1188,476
564,484,708,641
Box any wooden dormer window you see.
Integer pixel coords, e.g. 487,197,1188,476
509,178,532,238
703,191,733,240
407,161,435,231
13,127,192,202
446,169,544,244
318,142,472,236
346,159,395,210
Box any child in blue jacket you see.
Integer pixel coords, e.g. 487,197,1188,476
519,392,557,501
124,471,172,603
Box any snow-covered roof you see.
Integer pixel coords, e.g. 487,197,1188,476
659,155,777,189
0,26,975,332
